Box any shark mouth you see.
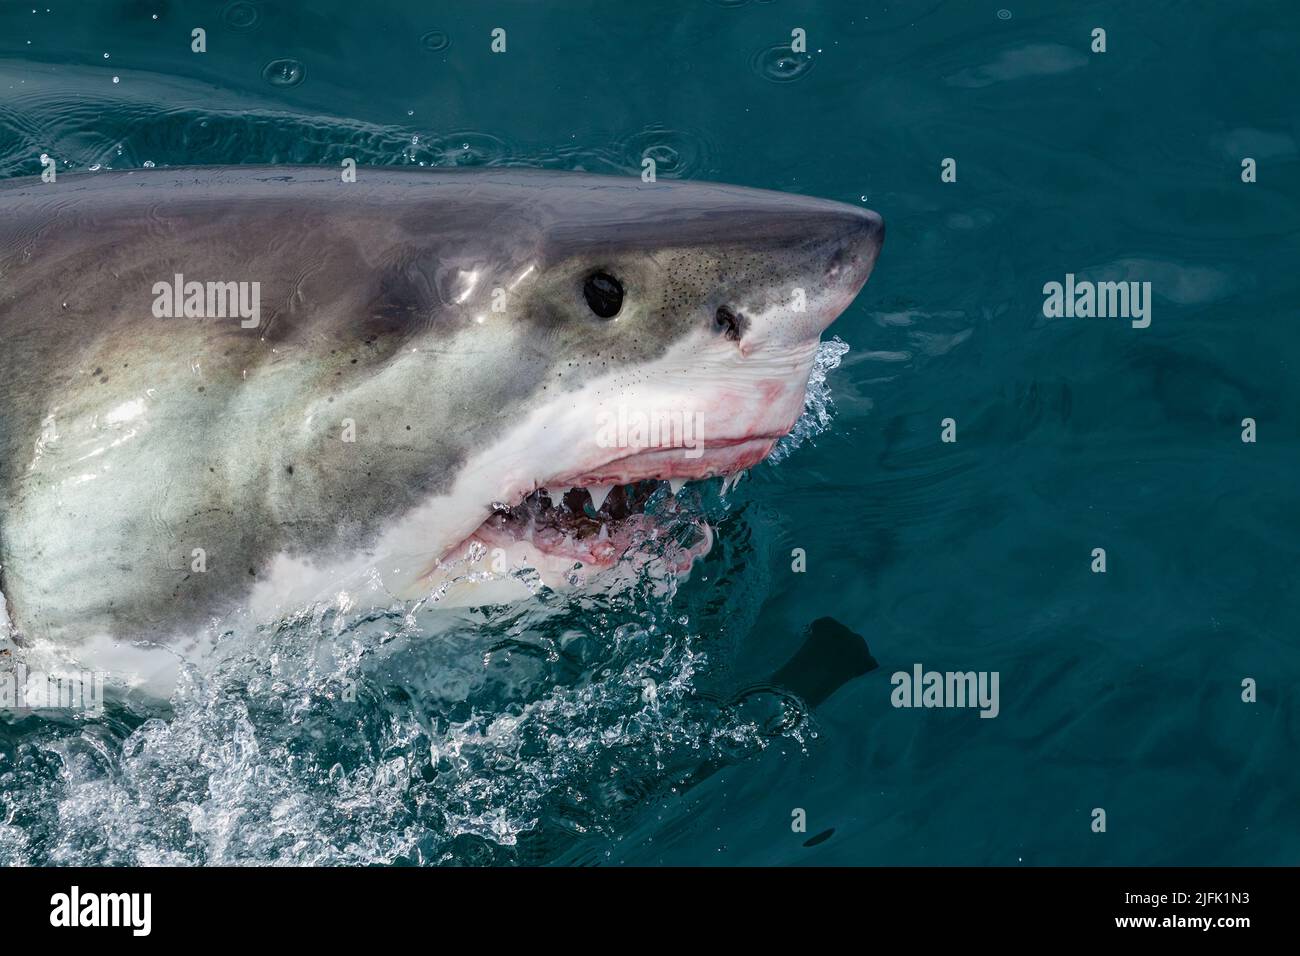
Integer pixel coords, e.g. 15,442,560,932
449,437,780,576
471,481,713,573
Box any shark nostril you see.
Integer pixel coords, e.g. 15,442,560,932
714,305,747,342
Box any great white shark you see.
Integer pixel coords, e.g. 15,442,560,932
0,166,883,690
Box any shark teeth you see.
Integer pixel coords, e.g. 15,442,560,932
540,478,706,503
719,471,748,496
474,478,713,572
588,484,614,512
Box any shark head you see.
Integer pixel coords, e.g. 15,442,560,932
0,167,882,648
248,172,884,606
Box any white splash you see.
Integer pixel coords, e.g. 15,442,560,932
768,335,850,463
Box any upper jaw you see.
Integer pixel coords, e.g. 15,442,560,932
550,435,781,488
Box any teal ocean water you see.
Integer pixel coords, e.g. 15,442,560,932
1,1,1297,865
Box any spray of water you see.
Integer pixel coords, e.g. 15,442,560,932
0,507,818,865
769,335,851,463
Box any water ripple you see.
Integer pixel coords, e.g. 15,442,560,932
261,57,306,89
750,44,816,84
419,31,451,53
220,1,262,33
0,91,723,181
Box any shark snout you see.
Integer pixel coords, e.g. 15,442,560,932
811,205,884,332
824,206,885,308
720,203,883,352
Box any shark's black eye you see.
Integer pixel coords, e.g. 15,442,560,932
583,271,623,319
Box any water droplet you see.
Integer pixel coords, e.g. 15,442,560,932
751,44,815,83
262,57,306,88
142,160,155,168
433,130,512,167
112,76,120,84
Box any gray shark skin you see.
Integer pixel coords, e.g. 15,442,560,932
0,166,882,681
